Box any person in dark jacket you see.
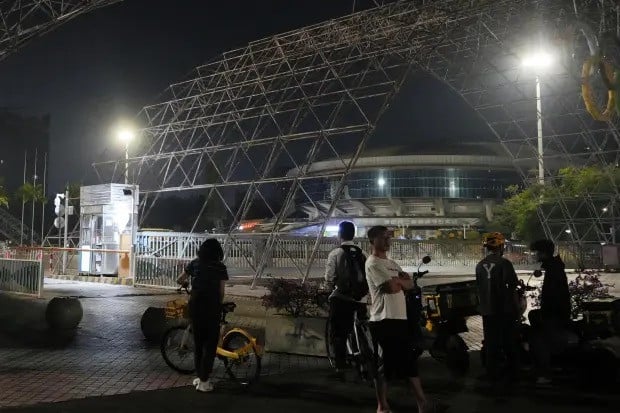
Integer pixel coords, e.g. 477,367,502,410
528,239,571,385
177,239,229,392
475,232,520,387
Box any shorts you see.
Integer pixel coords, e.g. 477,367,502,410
369,319,418,380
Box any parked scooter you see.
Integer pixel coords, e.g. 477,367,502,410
481,272,620,385
406,256,478,376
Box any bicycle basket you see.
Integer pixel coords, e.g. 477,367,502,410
164,299,189,319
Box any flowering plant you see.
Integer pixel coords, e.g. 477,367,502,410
529,270,614,319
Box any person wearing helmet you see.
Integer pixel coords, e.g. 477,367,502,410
476,232,520,389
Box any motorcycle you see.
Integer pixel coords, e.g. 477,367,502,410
406,256,478,376
481,272,620,385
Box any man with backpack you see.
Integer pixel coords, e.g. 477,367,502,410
324,221,369,380
476,232,520,389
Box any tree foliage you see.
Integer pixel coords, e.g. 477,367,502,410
16,182,46,204
0,177,8,208
492,166,619,242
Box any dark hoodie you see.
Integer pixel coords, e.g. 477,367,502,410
540,255,571,324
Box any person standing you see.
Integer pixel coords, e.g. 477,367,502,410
324,221,368,380
365,225,437,413
476,232,520,387
528,239,571,385
177,238,229,392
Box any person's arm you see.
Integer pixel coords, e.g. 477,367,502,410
176,271,188,286
220,280,226,302
504,260,520,311
397,271,414,290
378,278,404,294
324,249,338,290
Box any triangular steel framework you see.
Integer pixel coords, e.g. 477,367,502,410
93,0,620,283
0,0,121,62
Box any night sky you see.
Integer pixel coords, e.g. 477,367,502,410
0,0,491,193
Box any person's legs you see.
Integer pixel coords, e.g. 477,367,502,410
482,315,501,381
369,321,390,412
501,316,520,384
192,322,206,380
198,312,221,381
329,299,355,372
529,323,552,382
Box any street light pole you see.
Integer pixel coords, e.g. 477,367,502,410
535,75,544,185
124,142,129,185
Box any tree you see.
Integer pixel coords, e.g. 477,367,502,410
492,166,620,243
16,182,46,244
0,177,8,208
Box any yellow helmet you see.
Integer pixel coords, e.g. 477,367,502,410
482,232,506,248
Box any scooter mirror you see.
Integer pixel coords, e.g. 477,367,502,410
422,255,431,264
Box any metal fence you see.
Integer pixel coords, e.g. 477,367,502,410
0,254,44,297
134,231,605,288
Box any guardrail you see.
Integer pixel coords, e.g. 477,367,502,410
0,253,44,297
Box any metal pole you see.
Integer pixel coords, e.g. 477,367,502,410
536,75,544,185
613,199,616,245
40,152,47,245
124,143,129,185
62,189,69,274
20,151,26,245
31,148,37,245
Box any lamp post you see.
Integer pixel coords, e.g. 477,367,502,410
117,129,135,185
522,51,553,186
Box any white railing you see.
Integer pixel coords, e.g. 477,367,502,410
0,253,44,297
130,231,602,288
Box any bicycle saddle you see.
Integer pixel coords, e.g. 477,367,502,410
222,302,236,313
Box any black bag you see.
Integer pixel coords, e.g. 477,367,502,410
335,245,369,300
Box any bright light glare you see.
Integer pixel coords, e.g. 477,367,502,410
522,51,553,69
377,178,386,187
565,229,572,234
118,129,135,144
603,207,609,213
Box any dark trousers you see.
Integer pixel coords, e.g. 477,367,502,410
189,296,221,381
328,298,363,370
528,309,569,377
482,314,519,381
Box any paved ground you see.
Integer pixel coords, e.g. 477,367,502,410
0,279,321,408
1,274,618,411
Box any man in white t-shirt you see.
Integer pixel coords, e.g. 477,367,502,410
366,226,438,413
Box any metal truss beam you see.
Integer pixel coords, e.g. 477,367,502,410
95,0,620,283
0,0,121,62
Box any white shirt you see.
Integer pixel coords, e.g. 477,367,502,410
365,255,407,322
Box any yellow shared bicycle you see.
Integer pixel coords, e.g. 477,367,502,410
160,290,262,386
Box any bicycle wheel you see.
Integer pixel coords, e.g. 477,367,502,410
161,324,195,374
325,317,337,369
354,325,375,382
221,331,261,385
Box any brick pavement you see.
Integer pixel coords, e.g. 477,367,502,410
0,278,485,409
0,287,331,409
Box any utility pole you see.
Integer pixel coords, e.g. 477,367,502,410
62,188,69,274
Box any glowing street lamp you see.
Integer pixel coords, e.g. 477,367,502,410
117,128,135,184
522,50,554,186
377,177,386,187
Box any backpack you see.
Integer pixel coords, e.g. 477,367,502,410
335,245,369,300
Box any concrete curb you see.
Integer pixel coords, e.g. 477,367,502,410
45,274,134,286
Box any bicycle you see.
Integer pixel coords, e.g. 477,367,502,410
325,301,375,382
160,288,262,386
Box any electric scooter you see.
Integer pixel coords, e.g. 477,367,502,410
406,256,478,376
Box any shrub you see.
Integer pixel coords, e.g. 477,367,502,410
529,270,614,319
261,278,327,318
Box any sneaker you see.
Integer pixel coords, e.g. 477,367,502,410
196,380,214,392
535,377,552,385
192,378,200,387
